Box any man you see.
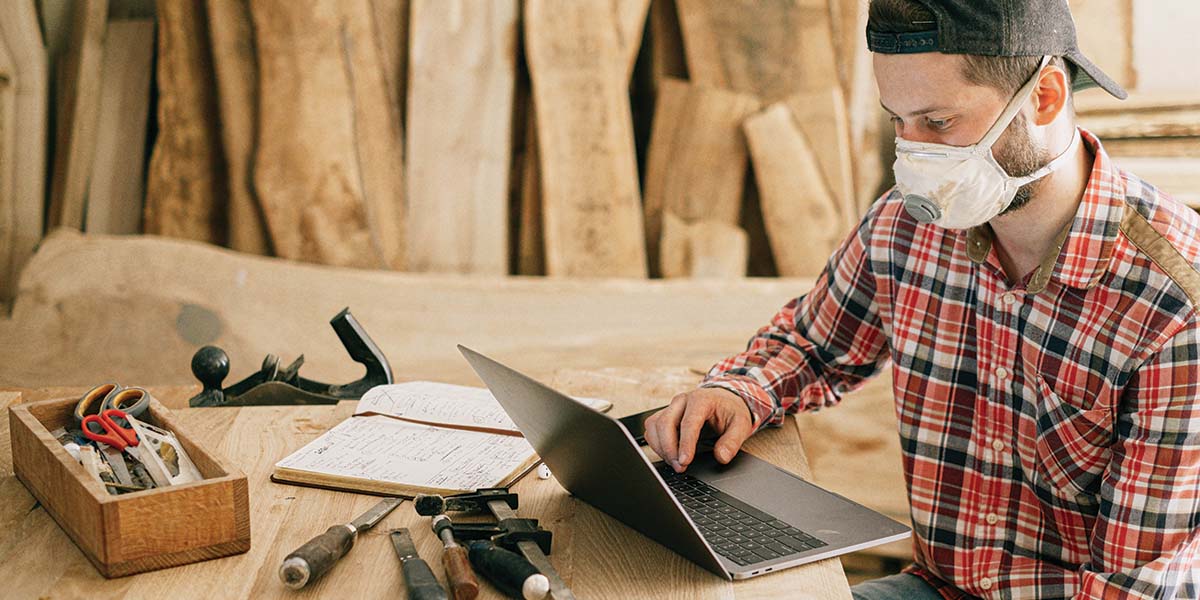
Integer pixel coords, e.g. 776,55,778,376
644,1,1200,598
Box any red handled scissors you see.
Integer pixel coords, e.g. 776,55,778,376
82,409,140,451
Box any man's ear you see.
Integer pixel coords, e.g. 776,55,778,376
1031,63,1071,126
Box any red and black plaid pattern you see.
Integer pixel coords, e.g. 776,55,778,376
703,130,1200,599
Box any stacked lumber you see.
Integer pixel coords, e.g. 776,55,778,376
642,0,876,278
1078,93,1200,209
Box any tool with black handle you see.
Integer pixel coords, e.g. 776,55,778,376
279,497,404,589
391,528,449,600
432,515,480,600
467,540,550,600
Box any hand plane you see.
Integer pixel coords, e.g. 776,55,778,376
188,307,392,407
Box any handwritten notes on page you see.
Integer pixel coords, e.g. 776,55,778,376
355,381,612,435
274,415,537,495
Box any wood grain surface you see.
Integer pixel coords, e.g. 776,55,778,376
1,373,855,598
406,0,517,275
0,0,47,306
84,19,155,236
145,0,228,244
744,103,844,277
644,78,758,276
525,0,648,278
207,0,271,255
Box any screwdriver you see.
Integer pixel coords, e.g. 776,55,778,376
431,515,480,600
279,497,404,589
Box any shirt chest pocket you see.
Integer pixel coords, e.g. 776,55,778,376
1018,361,1115,502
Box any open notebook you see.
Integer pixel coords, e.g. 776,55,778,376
271,381,612,496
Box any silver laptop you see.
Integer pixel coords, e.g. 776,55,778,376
459,346,911,580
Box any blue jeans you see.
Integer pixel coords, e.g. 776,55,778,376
851,573,943,600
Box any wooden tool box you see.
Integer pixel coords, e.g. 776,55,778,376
8,395,250,577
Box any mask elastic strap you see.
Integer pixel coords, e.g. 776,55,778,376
977,55,1052,151
1007,127,1082,187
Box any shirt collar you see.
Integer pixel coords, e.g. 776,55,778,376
965,128,1125,294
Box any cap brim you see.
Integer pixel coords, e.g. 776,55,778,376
1065,49,1128,100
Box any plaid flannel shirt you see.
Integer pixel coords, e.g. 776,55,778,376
703,130,1200,599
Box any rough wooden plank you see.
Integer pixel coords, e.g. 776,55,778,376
525,0,648,278
0,26,16,308
46,0,107,230
1102,136,1200,159
677,0,837,104
643,78,758,275
249,0,406,269
785,86,856,231
145,0,228,244
516,1,648,277
370,0,408,129
659,211,748,279
207,0,270,254
649,0,687,87
405,0,517,274
0,1,48,307
83,19,154,236
744,103,844,277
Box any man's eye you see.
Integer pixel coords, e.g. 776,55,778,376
927,118,950,130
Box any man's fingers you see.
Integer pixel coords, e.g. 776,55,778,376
714,412,753,464
654,394,690,468
676,406,708,468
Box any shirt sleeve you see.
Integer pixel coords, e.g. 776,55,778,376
700,203,891,430
1076,316,1200,599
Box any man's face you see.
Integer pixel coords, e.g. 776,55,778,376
874,52,1051,214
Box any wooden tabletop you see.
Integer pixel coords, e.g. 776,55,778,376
0,369,854,599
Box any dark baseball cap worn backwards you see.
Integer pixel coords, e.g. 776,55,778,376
866,0,1128,99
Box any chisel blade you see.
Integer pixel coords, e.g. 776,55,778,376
390,528,419,559
351,496,405,532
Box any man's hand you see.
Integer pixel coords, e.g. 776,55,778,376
643,387,755,473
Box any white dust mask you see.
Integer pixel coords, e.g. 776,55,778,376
893,55,1081,230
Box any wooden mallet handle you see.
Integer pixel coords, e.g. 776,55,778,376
442,544,480,600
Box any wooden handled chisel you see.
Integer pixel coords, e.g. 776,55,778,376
279,497,404,589
432,515,480,600
391,528,449,600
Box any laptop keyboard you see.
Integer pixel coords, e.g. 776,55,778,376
659,467,828,566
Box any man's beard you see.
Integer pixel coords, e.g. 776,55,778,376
994,112,1052,216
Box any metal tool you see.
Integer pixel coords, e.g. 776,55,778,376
431,514,480,600
189,307,393,407
466,540,549,600
390,528,448,600
279,496,404,589
81,409,162,488
415,489,574,600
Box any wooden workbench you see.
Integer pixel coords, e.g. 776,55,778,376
0,367,862,599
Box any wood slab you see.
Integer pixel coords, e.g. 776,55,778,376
643,78,758,276
0,22,16,308
145,0,228,244
249,0,406,269
659,212,748,279
405,0,517,274
84,19,154,236
0,0,47,306
207,0,271,254
370,0,409,130
677,0,837,104
785,86,856,231
744,103,844,277
47,0,107,230
649,0,687,87
525,0,648,278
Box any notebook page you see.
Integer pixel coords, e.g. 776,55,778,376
355,381,612,433
274,415,535,492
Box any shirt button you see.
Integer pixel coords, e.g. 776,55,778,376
980,577,993,590
995,367,1009,380
992,440,1004,452
1002,293,1016,305
986,513,999,525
